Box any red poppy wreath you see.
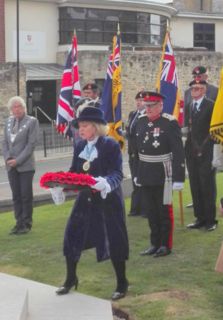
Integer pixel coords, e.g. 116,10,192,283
40,171,96,191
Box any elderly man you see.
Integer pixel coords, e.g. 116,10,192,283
2,96,39,235
184,80,217,231
133,91,185,257
184,66,218,107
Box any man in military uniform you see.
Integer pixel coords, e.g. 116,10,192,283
82,83,101,108
184,79,217,231
126,90,146,217
133,92,185,257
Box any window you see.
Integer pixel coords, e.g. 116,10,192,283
194,23,215,51
59,7,167,46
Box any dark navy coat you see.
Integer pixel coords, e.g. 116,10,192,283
63,136,129,262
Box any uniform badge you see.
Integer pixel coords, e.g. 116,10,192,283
83,161,90,171
152,140,160,148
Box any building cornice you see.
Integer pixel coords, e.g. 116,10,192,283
58,0,177,17
176,12,223,20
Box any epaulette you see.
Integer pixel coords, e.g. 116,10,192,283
138,114,147,119
162,113,176,121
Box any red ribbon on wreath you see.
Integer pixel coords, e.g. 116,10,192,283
40,171,96,191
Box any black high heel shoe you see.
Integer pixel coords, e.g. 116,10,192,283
56,277,79,295
111,279,129,301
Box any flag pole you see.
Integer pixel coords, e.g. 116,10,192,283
178,190,184,226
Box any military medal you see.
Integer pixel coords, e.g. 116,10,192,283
153,127,160,137
152,140,160,148
83,161,90,171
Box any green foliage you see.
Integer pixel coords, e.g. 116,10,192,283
0,173,223,319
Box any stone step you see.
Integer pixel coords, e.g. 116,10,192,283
0,277,28,320
0,273,113,320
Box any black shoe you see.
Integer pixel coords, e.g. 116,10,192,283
111,280,129,301
16,226,30,235
206,222,218,232
186,221,205,229
56,277,79,295
153,246,171,258
140,246,158,256
9,225,19,235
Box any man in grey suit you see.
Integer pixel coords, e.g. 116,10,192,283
2,96,39,234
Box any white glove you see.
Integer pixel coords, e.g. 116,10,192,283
133,177,142,187
91,176,111,199
172,182,184,191
50,186,65,205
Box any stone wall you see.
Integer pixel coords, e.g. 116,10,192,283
173,0,223,13
57,49,223,123
212,0,223,12
0,50,223,142
0,63,26,136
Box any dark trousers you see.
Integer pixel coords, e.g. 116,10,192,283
8,169,35,228
128,156,144,215
141,185,174,249
186,155,216,226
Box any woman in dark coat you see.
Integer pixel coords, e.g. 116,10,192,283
56,104,129,300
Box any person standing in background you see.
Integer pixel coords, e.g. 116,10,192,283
2,96,39,235
126,90,146,217
184,66,218,107
133,91,185,257
82,83,101,108
184,65,218,208
184,80,217,231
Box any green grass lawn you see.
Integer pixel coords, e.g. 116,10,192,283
0,174,223,320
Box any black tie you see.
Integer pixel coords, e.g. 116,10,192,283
192,102,198,115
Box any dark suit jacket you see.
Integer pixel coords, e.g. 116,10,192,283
184,83,218,126
133,114,185,186
184,97,214,161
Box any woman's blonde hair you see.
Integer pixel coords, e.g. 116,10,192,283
7,96,27,113
93,122,109,136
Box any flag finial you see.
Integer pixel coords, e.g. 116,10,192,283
117,22,120,35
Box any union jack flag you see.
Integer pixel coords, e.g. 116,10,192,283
56,33,81,138
156,31,182,125
101,29,124,149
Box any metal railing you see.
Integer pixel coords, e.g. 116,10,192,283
34,107,73,157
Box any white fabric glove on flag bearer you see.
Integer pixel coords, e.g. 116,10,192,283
172,182,184,191
91,176,111,199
